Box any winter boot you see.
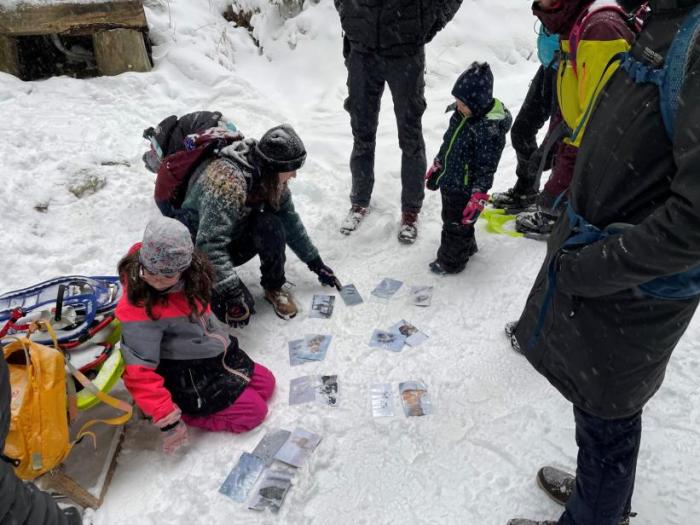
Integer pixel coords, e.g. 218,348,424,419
508,518,557,525
536,467,636,524
398,211,419,244
491,187,539,214
505,321,521,354
515,209,557,239
340,205,369,235
537,466,575,506
429,260,463,275
264,286,298,320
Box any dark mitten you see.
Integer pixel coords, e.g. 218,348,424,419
212,283,256,328
307,257,340,289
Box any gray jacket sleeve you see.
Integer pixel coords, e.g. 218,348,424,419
277,187,320,264
558,59,700,298
119,320,165,368
0,353,70,525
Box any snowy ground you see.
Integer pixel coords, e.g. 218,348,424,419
1,0,699,523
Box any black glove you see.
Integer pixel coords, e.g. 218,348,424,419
307,257,340,289
212,283,256,328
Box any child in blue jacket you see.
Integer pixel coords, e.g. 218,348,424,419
425,62,512,274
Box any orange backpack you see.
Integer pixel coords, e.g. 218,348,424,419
3,323,132,480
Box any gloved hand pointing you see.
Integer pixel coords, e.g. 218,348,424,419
307,257,340,289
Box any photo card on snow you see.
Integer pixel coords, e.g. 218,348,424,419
288,339,306,366
370,382,395,417
390,319,428,347
247,469,294,513
309,294,335,319
218,452,265,503
252,428,292,466
371,278,403,299
410,285,433,307
369,328,405,352
339,284,364,306
399,380,433,417
289,375,339,406
301,334,332,361
274,427,322,468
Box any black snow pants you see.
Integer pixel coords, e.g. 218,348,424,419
230,211,286,291
344,48,427,213
436,191,477,272
510,64,557,194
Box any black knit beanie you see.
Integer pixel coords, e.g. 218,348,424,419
452,62,494,118
255,124,307,173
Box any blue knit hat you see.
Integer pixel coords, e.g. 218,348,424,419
451,62,494,117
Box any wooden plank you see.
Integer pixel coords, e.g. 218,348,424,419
0,34,20,77
94,424,125,505
43,470,101,509
0,1,147,37
93,28,151,76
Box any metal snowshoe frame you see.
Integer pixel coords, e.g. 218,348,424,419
0,276,126,411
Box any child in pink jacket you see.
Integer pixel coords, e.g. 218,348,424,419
116,217,275,453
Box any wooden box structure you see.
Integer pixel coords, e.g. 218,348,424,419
0,0,151,79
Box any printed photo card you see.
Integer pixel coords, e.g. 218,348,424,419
371,277,403,299
399,380,433,417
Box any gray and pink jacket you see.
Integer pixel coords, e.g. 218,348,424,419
116,266,254,421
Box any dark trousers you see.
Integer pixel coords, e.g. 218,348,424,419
344,49,427,212
436,192,477,272
559,407,641,525
231,211,286,291
510,65,556,194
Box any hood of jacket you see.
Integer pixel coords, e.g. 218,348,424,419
532,0,595,35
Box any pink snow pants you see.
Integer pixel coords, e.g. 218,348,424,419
181,364,275,433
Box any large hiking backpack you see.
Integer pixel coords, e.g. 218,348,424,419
142,111,243,216
3,323,132,480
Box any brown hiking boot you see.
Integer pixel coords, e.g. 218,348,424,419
264,287,298,320
398,211,418,244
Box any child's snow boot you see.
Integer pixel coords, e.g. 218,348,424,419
340,205,369,235
398,211,419,244
264,286,298,319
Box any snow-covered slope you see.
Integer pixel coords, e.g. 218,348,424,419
0,1,698,523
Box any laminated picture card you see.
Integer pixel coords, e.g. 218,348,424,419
371,277,403,299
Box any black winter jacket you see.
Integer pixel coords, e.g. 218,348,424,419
430,99,512,195
334,0,463,56
0,352,72,525
515,2,700,418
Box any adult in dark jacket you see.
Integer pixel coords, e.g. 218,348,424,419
509,1,700,523
0,351,81,525
335,0,463,244
180,124,339,324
